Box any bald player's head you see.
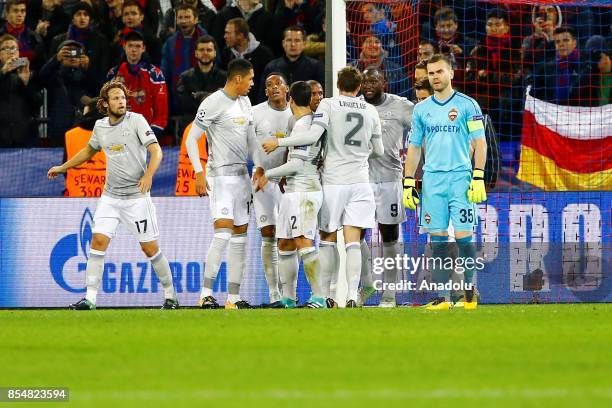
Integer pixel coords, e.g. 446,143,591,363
361,67,385,103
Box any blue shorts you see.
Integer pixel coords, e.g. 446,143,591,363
419,170,477,233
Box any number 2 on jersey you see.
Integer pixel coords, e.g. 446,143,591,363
344,112,363,147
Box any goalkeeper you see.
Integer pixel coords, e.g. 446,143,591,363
403,54,487,311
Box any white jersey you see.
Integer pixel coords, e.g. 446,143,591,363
368,93,413,183
252,101,291,182
313,96,382,185
285,114,322,193
88,112,157,199
194,89,255,176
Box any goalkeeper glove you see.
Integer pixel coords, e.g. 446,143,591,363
467,168,487,203
403,177,420,210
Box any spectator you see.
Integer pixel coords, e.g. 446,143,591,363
221,17,272,103
307,79,323,112
407,60,428,103
0,34,42,148
351,34,408,97
417,38,438,63
0,0,45,70
431,7,476,68
50,2,109,90
159,0,216,42
414,77,433,103
273,0,324,44
26,0,70,53
177,35,226,117
465,8,520,129
161,3,208,114
97,0,125,41
211,0,279,58
360,2,399,64
595,49,611,105
531,26,596,106
37,39,99,146
259,25,324,101
106,30,168,136
585,36,611,106
521,5,562,75
112,0,162,65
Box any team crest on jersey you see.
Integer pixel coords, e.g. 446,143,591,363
134,90,146,105
222,208,229,215
448,108,458,121
260,215,267,223
424,213,431,224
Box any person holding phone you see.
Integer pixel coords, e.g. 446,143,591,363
0,33,42,147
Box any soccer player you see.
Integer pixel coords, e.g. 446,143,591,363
359,68,414,307
252,73,292,306
258,81,326,308
47,81,178,310
186,59,263,309
308,80,324,111
263,67,383,308
403,54,487,310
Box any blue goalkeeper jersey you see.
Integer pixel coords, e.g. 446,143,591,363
409,91,485,173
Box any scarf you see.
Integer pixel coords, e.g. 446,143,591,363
5,23,33,60
485,33,510,71
555,48,580,102
67,25,92,46
173,25,204,86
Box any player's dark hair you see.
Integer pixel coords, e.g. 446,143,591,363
415,61,428,71
553,26,576,39
228,17,249,39
227,58,253,79
414,78,433,94
283,25,305,40
307,80,322,89
97,81,130,115
289,81,312,107
434,7,458,24
265,72,288,85
337,66,363,93
427,53,453,68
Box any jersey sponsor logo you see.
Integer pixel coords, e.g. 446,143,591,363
425,125,460,133
145,130,154,137
232,117,248,126
108,144,124,152
448,108,458,121
272,131,287,139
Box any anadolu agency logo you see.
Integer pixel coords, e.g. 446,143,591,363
49,209,221,295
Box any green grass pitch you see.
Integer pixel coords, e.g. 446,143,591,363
1,304,610,408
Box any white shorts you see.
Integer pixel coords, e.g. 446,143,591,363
253,181,283,229
93,194,159,242
208,175,252,226
371,181,406,225
277,191,323,240
319,183,376,233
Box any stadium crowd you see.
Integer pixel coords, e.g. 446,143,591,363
0,0,609,148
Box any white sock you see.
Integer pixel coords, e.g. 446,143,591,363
227,233,247,303
360,239,373,288
261,237,281,302
278,249,298,300
200,228,231,299
319,241,337,298
299,247,323,299
150,250,176,300
345,242,362,302
381,241,401,300
85,249,105,305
